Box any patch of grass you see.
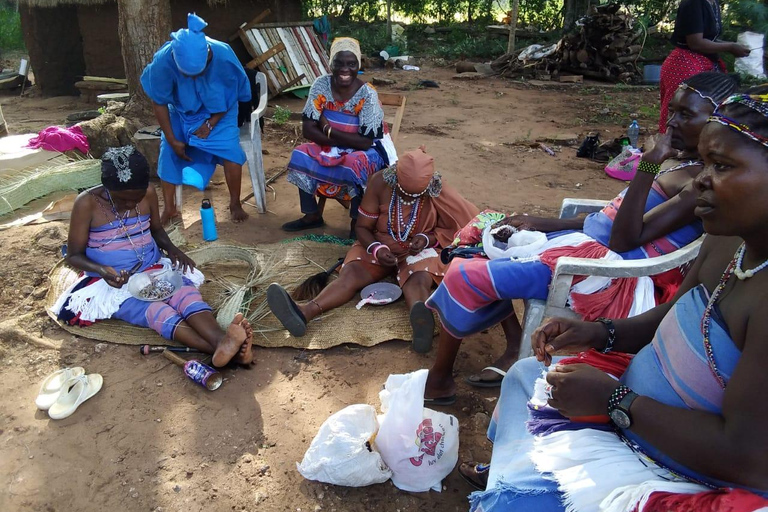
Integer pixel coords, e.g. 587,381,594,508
272,106,292,125
0,6,25,53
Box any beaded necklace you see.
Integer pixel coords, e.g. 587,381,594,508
655,160,702,178
699,242,768,389
92,189,147,264
387,189,422,246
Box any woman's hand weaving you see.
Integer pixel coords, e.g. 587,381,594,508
167,247,196,273
545,364,620,418
532,318,607,366
100,266,129,289
408,233,429,255
375,246,398,267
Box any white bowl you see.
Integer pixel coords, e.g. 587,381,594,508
126,268,183,302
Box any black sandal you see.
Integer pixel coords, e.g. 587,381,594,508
458,461,490,490
267,283,307,337
281,216,325,232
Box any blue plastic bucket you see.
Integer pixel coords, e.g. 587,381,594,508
643,65,661,85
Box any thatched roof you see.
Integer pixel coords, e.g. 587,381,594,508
19,0,111,6
20,0,227,7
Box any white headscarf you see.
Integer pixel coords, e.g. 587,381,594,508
329,37,361,68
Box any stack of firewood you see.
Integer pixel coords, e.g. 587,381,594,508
492,4,644,83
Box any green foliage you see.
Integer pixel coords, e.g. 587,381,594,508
0,5,25,53
517,0,564,31
722,0,768,37
272,106,292,125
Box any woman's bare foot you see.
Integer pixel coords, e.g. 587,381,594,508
160,206,180,227
212,313,248,367
424,370,457,400
230,202,249,223
233,317,254,365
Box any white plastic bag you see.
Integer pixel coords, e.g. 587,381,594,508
376,369,459,492
482,224,547,259
735,31,766,79
297,404,392,487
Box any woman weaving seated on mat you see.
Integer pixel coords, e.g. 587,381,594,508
54,146,253,366
281,36,397,239
425,72,737,401
268,147,478,350
459,86,768,512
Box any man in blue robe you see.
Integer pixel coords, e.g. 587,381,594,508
141,13,251,223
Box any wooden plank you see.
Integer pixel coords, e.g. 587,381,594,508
238,29,259,59
265,28,297,83
277,27,311,86
245,29,281,92
253,29,287,87
390,96,406,142
304,26,330,72
559,75,583,83
230,8,272,41
246,41,286,69
300,26,328,76
83,76,128,85
253,29,283,85
293,26,322,79
248,21,313,29
272,74,306,98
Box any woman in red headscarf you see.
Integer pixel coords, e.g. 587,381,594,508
267,147,478,350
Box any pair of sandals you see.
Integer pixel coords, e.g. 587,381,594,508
35,367,103,420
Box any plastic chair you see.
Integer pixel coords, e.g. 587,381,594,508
517,197,704,358
174,71,269,215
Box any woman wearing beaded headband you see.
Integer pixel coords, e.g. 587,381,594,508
55,146,254,367
425,73,736,397
267,147,477,350
457,88,768,512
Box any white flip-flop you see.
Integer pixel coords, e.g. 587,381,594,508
48,374,103,420
35,367,85,411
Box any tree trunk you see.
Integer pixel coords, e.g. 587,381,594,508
563,0,591,33
117,0,172,123
507,0,519,55
386,0,392,40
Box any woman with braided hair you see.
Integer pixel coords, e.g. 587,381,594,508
459,86,768,512
425,72,737,400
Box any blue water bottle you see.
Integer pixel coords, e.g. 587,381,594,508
200,198,218,241
627,118,640,149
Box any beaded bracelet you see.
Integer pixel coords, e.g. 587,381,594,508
596,317,616,353
607,385,632,415
637,160,661,175
205,119,214,131
366,241,381,254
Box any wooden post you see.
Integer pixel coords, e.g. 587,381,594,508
507,0,519,55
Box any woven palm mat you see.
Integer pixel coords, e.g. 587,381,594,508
45,240,431,349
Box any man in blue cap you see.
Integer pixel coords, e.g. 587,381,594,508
141,13,252,224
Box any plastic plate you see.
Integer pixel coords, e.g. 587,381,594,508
360,282,402,304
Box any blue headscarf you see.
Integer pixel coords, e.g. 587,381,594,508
171,13,209,76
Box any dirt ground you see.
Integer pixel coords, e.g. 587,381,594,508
0,66,659,512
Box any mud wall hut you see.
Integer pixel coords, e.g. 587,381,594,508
19,0,303,96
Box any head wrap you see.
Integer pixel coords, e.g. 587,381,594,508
391,146,442,197
329,37,361,68
708,93,768,149
101,146,150,191
171,13,210,76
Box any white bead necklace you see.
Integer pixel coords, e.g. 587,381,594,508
734,243,768,280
